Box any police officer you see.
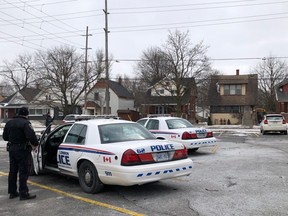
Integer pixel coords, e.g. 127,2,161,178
3,107,39,200
45,111,53,134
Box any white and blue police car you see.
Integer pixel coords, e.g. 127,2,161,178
31,119,193,193
137,116,217,152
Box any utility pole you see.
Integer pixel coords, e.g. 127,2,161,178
103,0,110,114
82,26,92,114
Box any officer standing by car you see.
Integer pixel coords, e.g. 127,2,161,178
3,107,39,200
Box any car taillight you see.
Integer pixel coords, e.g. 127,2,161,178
173,147,188,160
206,131,213,138
121,149,141,166
182,132,197,139
264,119,268,124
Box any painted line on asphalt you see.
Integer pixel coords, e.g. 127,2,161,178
211,145,219,153
254,133,260,137
0,171,145,216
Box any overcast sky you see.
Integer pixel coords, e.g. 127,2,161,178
1,0,288,79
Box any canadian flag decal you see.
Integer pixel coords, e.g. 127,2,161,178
103,156,111,163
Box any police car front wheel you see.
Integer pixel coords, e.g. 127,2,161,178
78,161,104,194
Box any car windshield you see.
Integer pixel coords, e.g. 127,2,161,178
99,123,156,144
166,118,194,129
64,115,76,121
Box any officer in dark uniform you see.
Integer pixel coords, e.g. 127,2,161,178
3,107,39,200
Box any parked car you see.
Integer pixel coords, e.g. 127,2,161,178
31,119,193,193
260,114,287,135
137,116,217,152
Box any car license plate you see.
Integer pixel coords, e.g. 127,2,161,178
153,152,169,162
197,133,206,138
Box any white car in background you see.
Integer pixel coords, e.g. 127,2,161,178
137,116,217,152
31,119,193,193
260,114,287,135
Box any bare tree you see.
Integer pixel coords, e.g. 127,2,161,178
254,54,288,112
136,47,169,84
196,69,221,119
0,53,37,91
137,30,211,116
36,46,103,115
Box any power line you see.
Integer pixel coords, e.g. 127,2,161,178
1,0,82,48
110,0,288,15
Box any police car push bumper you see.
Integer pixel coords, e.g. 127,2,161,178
98,158,193,186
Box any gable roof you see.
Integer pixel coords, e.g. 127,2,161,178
92,79,134,100
208,74,258,106
0,87,42,105
108,80,134,99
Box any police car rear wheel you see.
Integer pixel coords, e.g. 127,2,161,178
78,161,104,194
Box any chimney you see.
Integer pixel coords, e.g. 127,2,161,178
236,69,240,75
118,77,122,85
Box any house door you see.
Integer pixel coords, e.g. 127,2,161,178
155,106,167,114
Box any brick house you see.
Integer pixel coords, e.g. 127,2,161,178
208,70,258,126
275,79,288,113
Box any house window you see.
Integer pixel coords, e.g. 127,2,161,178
155,106,167,114
29,108,49,116
211,106,240,113
94,92,99,100
224,84,242,95
46,95,51,100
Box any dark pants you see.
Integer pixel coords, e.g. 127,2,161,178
8,145,31,196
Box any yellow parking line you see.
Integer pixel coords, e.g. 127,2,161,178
0,171,144,216
211,145,219,153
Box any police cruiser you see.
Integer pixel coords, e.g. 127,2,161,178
137,116,217,152
31,119,193,193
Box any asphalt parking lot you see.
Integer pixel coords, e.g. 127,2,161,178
0,129,288,216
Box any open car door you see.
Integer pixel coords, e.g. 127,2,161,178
30,123,52,175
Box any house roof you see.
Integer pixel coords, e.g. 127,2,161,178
275,79,288,102
144,77,196,105
0,87,42,106
91,79,134,100
208,74,258,106
108,80,134,99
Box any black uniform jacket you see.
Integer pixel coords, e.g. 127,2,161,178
3,116,39,147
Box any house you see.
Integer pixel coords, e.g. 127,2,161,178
141,77,197,121
208,70,258,126
275,79,288,119
85,78,135,116
0,87,62,122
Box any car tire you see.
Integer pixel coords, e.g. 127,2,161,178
283,131,288,135
78,161,104,194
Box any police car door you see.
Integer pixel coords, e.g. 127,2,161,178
31,123,52,175
57,124,87,174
